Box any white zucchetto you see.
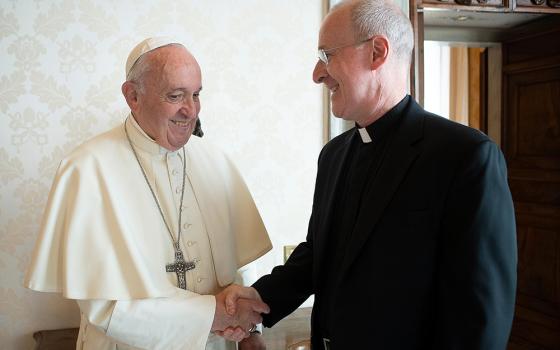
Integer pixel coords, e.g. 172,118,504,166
125,37,183,79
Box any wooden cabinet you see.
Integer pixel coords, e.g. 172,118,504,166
420,0,509,11
514,0,560,13
502,16,560,350
419,0,560,12
421,0,505,5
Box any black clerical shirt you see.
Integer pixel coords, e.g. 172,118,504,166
318,96,410,337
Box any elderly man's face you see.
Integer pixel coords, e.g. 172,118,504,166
312,6,375,125
133,46,202,151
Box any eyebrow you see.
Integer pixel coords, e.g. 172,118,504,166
167,86,203,93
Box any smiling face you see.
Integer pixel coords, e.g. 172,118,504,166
312,5,377,125
125,45,202,151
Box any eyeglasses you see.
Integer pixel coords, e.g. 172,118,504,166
317,38,372,64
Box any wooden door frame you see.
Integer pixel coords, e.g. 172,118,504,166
409,0,424,105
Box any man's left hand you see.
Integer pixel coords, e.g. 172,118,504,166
238,333,266,350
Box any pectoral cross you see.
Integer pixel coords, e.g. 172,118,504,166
166,249,196,290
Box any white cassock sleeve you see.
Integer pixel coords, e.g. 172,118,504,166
77,288,215,350
77,264,261,350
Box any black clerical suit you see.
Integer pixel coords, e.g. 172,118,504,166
253,96,517,349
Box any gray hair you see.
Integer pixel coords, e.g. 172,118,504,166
126,43,184,93
338,0,414,66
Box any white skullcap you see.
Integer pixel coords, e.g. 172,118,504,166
125,37,183,79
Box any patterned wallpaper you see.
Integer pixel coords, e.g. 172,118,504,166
0,1,323,348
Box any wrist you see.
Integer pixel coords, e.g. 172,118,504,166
211,295,229,332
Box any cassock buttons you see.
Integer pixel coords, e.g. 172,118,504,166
183,223,192,230
172,169,179,176
197,277,203,283
175,187,182,194
187,240,195,247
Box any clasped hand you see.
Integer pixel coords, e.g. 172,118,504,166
212,285,268,342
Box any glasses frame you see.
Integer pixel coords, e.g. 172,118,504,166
317,37,372,64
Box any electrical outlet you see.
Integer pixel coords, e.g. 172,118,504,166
283,245,297,264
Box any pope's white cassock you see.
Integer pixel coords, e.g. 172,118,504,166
25,115,272,350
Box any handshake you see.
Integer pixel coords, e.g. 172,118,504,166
211,284,269,343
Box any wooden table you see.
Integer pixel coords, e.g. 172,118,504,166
33,307,313,350
261,307,311,350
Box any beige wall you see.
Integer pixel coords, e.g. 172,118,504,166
0,1,324,348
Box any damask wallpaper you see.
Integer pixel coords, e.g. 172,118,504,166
0,1,323,348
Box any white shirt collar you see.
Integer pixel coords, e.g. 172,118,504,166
357,127,373,143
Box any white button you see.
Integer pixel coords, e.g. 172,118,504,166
187,240,195,247
197,277,203,283
172,169,179,176
176,187,182,193
183,223,192,230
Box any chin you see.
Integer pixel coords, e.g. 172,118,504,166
331,106,343,118
332,110,351,121
331,101,348,118
178,135,192,147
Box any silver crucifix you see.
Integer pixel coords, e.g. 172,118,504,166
166,249,196,290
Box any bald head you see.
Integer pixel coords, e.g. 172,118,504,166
332,0,413,67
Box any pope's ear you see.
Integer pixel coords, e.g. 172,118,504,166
370,35,389,70
122,81,140,110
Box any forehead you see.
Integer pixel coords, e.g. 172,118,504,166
146,46,201,90
319,5,354,47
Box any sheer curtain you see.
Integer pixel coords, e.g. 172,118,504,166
424,42,484,128
449,46,469,125
423,41,450,119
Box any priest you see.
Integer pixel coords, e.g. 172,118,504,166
25,37,272,350
219,0,517,348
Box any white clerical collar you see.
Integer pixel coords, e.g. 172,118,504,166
357,127,373,143
126,114,182,156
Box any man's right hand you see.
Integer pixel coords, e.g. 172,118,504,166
223,285,263,315
212,285,269,342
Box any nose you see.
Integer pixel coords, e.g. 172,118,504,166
180,97,198,119
312,60,327,84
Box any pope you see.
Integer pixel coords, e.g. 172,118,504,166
25,37,272,350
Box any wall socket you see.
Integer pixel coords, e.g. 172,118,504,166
283,245,297,264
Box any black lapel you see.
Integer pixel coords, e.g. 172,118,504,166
339,100,425,278
314,130,354,278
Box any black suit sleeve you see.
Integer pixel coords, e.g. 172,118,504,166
252,216,315,327
435,140,517,349
252,146,335,327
